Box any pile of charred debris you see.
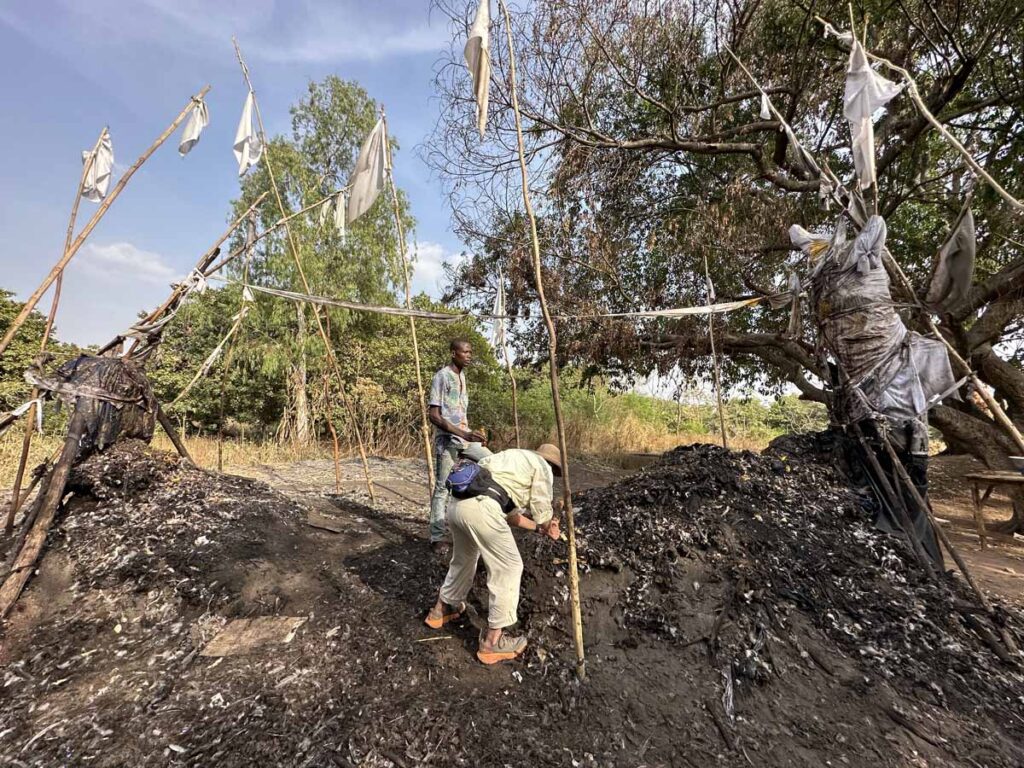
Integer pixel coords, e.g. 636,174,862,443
2,429,1023,766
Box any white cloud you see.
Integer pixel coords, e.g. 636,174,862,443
74,242,181,286
135,0,448,63
408,240,462,298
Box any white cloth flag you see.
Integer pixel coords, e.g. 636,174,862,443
333,191,347,244
491,269,506,350
759,92,771,120
178,97,209,156
844,40,902,189
346,119,386,224
81,129,114,202
464,0,491,138
234,91,263,176
318,196,332,228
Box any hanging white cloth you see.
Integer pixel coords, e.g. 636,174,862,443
11,398,44,434
464,0,491,138
823,22,855,45
318,196,333,229
81,129,114,202
346,119,387,224
491,268,506,350
234,91,263,176
926,208,976,311
333,191,347,244
178,97,210,156
844,40,903,190
759,92,771,120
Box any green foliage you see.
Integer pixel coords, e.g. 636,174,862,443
0,289,80,412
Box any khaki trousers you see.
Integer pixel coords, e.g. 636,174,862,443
439,496,523,629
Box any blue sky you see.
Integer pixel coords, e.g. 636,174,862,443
0,0,466,347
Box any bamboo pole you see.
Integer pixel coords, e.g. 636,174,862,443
497,0,585,680
703,252,728,449
380,110,435,493
496,268,521,447
217,214,257,473
0,87,211,359
875,428,1019,655
4,129,105,532
232,38,375,503
114,192,269,358
200,191,336,277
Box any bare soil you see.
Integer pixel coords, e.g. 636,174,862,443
1,439,1022,767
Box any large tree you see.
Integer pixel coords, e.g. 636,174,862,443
227,76,410,444
428,0,1024,524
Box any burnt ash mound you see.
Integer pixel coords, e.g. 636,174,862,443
571,441,1006,701
2,438,1024,767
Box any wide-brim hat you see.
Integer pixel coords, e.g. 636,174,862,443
535,443,563,476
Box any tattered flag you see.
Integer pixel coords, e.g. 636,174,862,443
464,0,491,138
178,97,209,156
346,119,386,224
234,91,263,176
926,208,976,311
844,40,903,190
82,129,114,203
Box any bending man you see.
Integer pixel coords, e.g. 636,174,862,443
427,338,491,555
425,444,562,665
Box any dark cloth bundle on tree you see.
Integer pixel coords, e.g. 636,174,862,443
26,354,157,456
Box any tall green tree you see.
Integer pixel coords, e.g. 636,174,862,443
429,0,1024,522
152,76,424,445
0,289,79,412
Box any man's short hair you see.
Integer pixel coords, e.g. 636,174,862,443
450,338,472,352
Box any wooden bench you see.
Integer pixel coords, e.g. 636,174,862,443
963,471,1024,550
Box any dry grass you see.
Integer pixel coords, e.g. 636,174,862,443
0,413,775,491
0,429,335,489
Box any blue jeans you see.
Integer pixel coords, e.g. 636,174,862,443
430,436,492,542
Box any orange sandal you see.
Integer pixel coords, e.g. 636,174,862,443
476,633,527,665
424,601,465,629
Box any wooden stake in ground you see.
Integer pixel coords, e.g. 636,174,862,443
0,86,211,359
232,38,376,503
497,0,586,680
381,110,435,493
495,266,521,447
5,129,106,532
0,408,88,618
703,252,728,450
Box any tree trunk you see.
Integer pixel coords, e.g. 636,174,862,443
920,404,1024,532
294,302,311,446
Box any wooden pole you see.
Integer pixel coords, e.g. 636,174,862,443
0,86,211,359
5,129,105,532
200,191,333,277
381,110,435,493
849,422,934,576
496,269,521,447
157,403,195,467
232,38,375,503
217,215,257,474
0,408,87,618
116,192,268,358
498,0,585,680
703,252,728,449
876,429,1019,654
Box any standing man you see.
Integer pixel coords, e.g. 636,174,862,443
428,338,491,555
424,444,563,664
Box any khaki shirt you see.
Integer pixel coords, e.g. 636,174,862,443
479,449,554,525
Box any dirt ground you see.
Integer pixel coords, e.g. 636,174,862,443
1,442,1022,766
